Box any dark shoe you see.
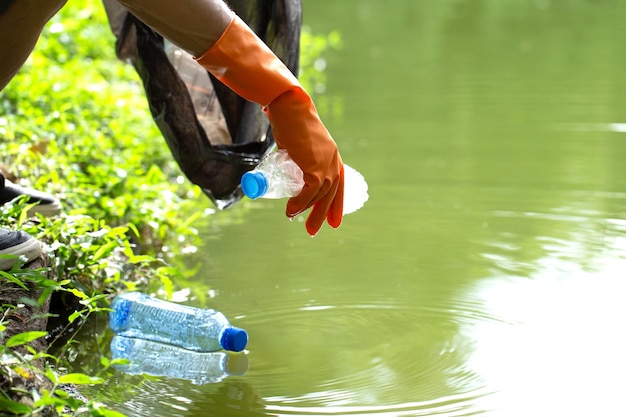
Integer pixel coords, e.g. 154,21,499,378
0,227,42,271
0,173,62,217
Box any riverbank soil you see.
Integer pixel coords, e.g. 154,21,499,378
1,256,55,417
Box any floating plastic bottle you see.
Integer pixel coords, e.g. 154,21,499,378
109,292,248,352
241,149,369,215
110,335,249,385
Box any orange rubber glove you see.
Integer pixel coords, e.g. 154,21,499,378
195,15,344,236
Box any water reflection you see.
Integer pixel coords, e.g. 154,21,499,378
110,335,249,385
263,390,493,417
99,377,265,417
236,296,498,416
466,275,626,416
461,207,626,416
96,197,626,416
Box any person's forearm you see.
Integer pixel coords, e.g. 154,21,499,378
116,0,233,56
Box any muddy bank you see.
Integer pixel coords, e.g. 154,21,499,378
1,256,56,417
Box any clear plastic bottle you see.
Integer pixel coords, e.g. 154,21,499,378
110,335,248,385
241,149,369,215
109,292,248,352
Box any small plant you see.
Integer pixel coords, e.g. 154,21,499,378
0,195,173,416
0,323,128,417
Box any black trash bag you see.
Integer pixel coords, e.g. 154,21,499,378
102,0,302,209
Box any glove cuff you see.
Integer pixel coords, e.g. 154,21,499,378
195,15,300,107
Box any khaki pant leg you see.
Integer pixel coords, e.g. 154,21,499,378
0,0,68,90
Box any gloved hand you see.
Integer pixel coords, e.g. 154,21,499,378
195,15,344,236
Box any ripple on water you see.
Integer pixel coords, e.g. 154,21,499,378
94,293,504,416
238,295,499,416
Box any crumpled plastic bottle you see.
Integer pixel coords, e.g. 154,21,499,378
241,149,369,215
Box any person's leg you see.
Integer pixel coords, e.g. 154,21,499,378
0,1,64,270
0,0,14,15
0,0,68,90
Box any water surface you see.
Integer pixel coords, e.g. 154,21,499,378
96,1,626,415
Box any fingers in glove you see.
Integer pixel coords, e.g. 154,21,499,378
305,180,340,236
285,174,331,218
286,188,313,218
326,171,344,229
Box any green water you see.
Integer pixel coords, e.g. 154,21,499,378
98,1,626,416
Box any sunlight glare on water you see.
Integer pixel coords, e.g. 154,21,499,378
464,230,626,417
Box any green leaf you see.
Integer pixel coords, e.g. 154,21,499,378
37,286,54,306
16,297,39,307
109,358,130,367
90,307,112,314
64,287,88,300
0,270,28,290
0,396,32,414
97,409,128,417
54,388,69,399
38,278,60,288
128,255,153,264
100,355,110,368
32,351,56,361
92,240,119,261
58,373,104,385
45,365,58,384
127,222,140,238
68,309,85,324
33,393,64,408
108,226,129,237
5,331,48,347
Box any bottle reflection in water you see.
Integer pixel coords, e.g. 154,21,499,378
110,335,249,385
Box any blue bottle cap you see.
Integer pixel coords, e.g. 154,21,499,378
109,297,131,333
241,171,267,199
220,327,248,352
